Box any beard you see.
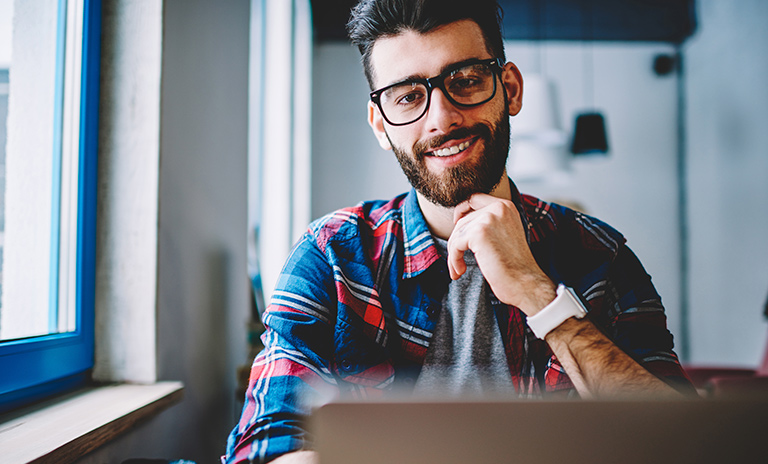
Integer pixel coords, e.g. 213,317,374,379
387,107,511,208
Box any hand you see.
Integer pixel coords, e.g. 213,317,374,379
446,193,556,316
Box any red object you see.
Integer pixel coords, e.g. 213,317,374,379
683,331,768,397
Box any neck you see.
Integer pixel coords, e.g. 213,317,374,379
418,172,513,240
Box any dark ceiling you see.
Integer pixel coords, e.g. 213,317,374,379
311,0,696,43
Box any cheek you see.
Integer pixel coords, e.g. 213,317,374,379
385,125,422,151
479,97,508,124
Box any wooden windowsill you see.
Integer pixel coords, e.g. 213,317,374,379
0,381,184,464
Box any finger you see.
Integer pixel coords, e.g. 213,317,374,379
453,200,475,225
447,219,472,280
454,193,505,224
465,193,498,211
469,194,524,233
447,248,466,280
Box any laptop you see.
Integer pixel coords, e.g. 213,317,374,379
311,397,768,464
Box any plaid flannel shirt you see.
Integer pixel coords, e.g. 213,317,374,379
224,182,693,463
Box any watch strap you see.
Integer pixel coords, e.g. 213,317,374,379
526,284,588,339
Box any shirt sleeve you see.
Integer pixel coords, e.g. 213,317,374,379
598,244,696,395
224,233,338,463
541,244,696,397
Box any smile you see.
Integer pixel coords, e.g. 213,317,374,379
430,139,473,157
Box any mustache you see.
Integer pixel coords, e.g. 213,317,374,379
413,123,492,157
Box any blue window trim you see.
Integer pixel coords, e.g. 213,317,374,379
0,0,101,414
49,0,67,333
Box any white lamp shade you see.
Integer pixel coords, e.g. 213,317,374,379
507,74,570,182
514,74,564,136
508,140,570,182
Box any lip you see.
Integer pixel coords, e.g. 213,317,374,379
424,136,479,167
427,136,476,155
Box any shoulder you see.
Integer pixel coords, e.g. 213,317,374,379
520,193,626,256
519,193,630,285
307,193,408,253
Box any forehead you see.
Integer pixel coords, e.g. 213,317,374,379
369,20,491,89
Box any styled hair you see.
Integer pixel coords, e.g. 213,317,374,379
347,0,506,89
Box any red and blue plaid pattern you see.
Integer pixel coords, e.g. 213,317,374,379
224,183,693,463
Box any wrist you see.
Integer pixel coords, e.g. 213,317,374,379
519,275,557,317
526,284,588,339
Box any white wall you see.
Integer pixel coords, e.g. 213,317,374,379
157,0,249,457
685,0,768,366
94,0,162,384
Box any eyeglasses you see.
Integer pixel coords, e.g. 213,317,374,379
370,58,503,126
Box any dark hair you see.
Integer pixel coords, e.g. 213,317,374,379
347,0,506,89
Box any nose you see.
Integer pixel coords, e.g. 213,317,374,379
423,87,464,133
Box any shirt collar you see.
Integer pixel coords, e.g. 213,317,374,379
400,178,530,279
401,189,441,279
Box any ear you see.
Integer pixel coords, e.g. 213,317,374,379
501,62,523,116
368,101,393,151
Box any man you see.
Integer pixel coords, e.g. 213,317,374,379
224,1,694,462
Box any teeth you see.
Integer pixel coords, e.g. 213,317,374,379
433,140,471,157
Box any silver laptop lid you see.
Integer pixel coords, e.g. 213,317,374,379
312,398,768,464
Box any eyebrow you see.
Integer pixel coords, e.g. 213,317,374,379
382,57,489,89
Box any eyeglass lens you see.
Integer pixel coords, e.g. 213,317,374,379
378,62,496,125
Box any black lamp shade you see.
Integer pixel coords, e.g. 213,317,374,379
571,112,609,155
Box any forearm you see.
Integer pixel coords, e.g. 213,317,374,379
512,278,681,398
544,317,681,398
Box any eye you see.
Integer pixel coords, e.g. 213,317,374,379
446,65,493,97
395,90,425,106
384,83,427,107
451,77,480,90
447,76,482,96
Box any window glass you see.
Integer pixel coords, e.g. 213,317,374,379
0,0,83,341
0,0,97,412
0,1,12,338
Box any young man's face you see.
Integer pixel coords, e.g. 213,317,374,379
367,19,523,207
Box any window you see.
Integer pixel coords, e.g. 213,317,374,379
0,0,101,413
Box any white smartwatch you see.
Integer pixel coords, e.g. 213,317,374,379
526,284,588,339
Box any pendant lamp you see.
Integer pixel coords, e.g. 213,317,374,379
507,1,570,183
508,74,570,182
571,3,609,156
571,112,609,154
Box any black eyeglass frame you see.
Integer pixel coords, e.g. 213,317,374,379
369,58,504,126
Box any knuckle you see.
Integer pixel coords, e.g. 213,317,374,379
499,200,516,215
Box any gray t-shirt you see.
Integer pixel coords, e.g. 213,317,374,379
413,237,516,398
